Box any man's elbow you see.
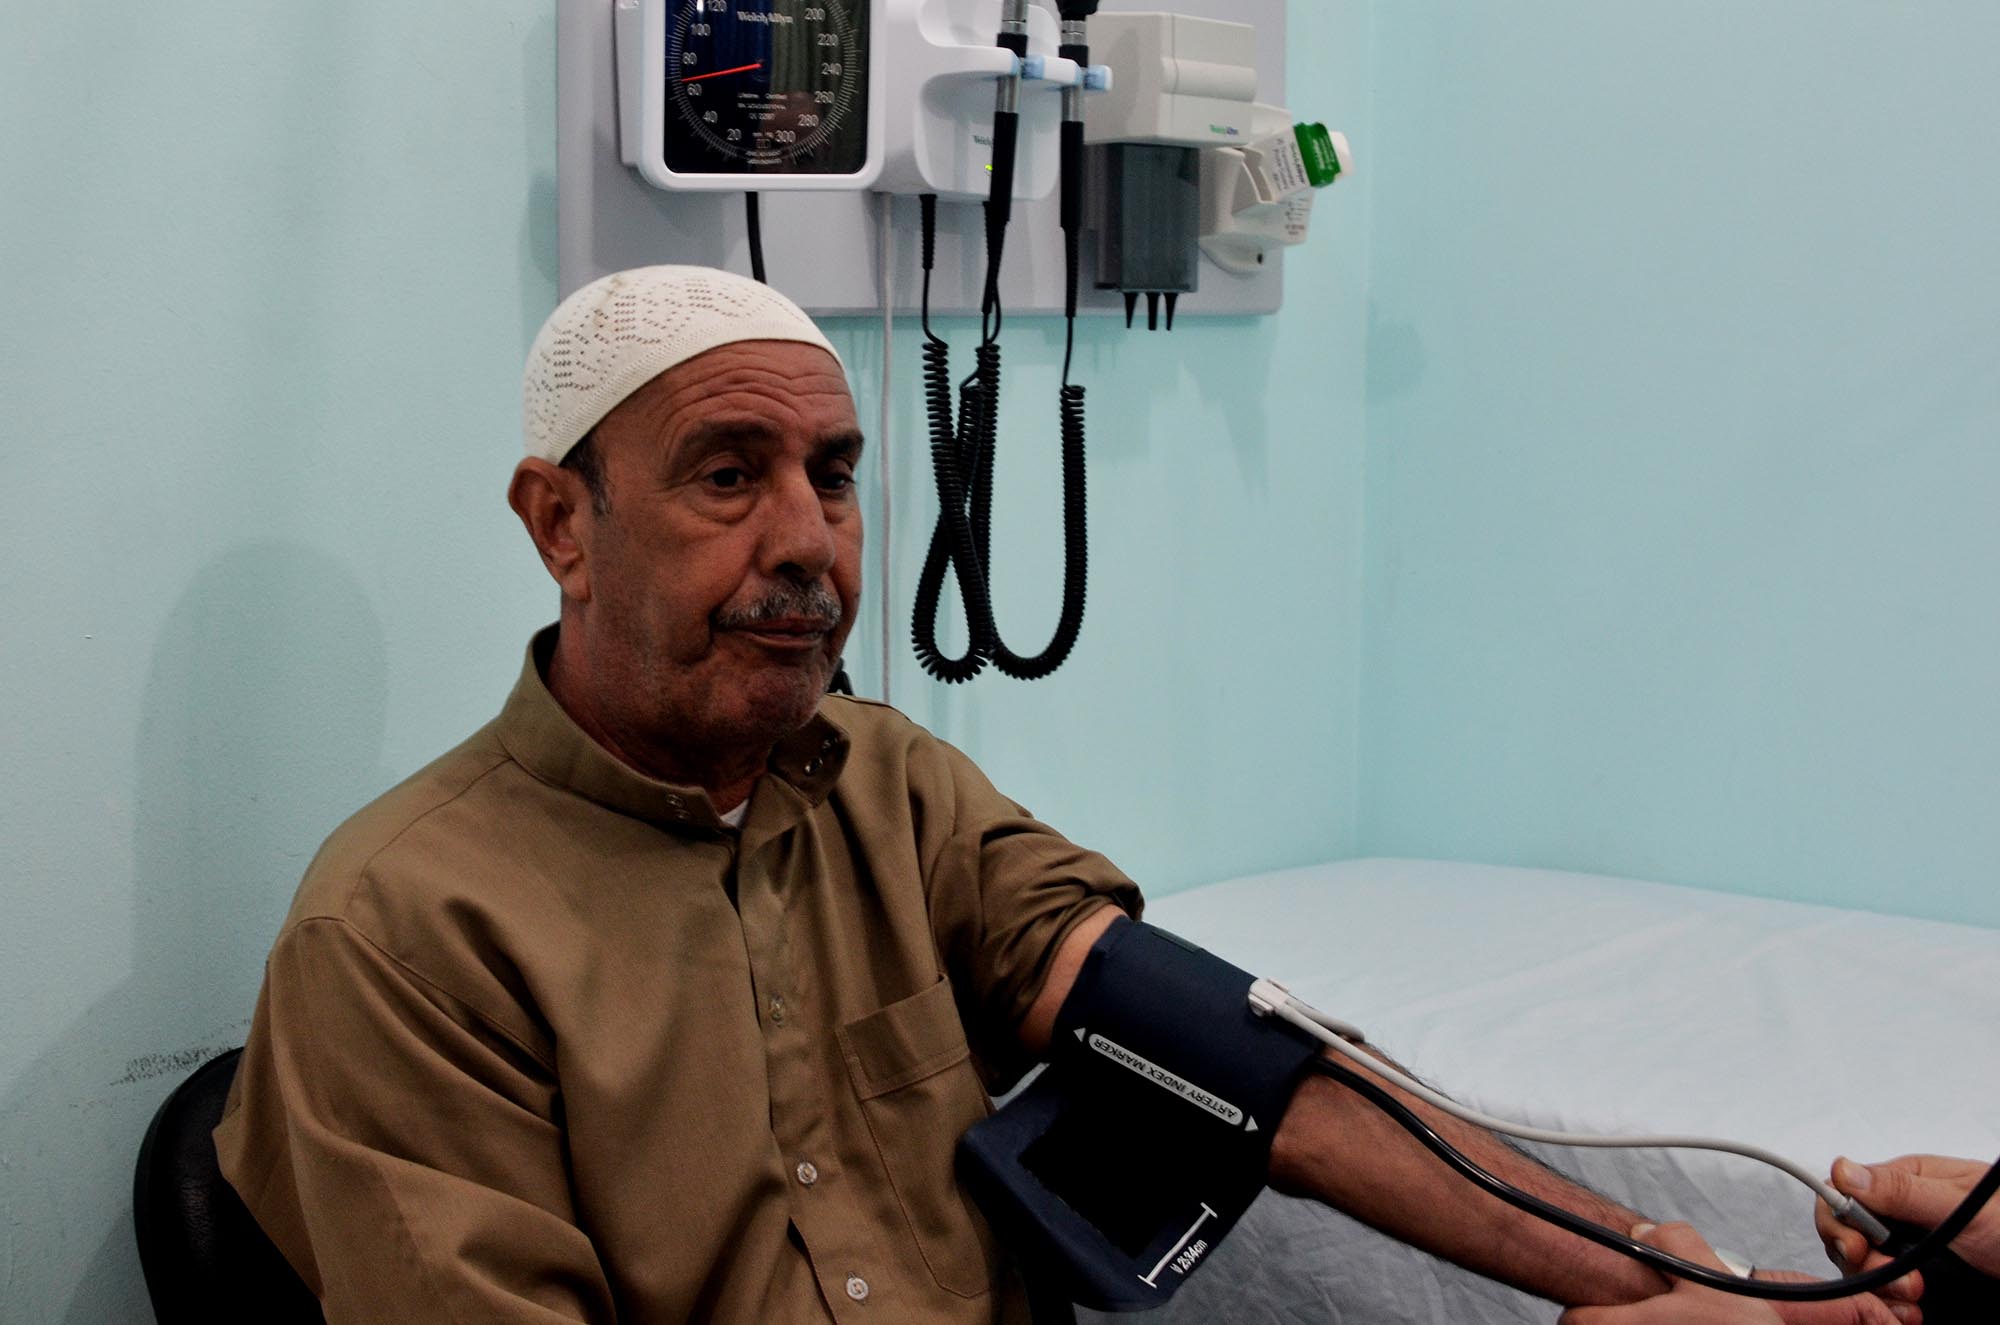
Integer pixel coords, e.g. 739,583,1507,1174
1017,906,1126,1057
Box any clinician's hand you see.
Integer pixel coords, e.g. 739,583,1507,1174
1557,1223,1779,1324
1558,1223,1918,1325
1817,1155,2000,1279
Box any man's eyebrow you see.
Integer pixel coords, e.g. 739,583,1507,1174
814,430,866,463
669,424,866,466
673,421,774,462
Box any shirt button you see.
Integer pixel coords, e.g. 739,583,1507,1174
845,1274,870,1302
769,995,787,1025
795,1160,819,1187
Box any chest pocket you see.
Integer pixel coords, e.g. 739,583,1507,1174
838,975,999,1299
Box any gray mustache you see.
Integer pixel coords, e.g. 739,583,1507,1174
715,582,842,630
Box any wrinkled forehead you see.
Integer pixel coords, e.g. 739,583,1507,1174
599,339,859,455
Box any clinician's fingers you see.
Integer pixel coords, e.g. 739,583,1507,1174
1753,1262,1920,1307
1642,1221,1736,1271
1556,1223,1919,1325
1768,1285,1922,1325
1637,1222,1914,1325
1834,1156,1974,1228
1840,1154,2000,1277
1815,1197,1870,1273
1558,1224,1783,1325
1557,1303,1687,1323
1556,1294,1769,1324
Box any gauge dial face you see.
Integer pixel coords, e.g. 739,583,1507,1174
664,0,868,175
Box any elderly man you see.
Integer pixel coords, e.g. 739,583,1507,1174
216,267,1905,1324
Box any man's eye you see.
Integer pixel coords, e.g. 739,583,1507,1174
818,470,856,493
706,467,749,490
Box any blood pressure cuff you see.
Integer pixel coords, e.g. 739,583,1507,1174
958,920,1322,1311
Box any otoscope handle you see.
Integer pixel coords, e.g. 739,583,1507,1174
1058,119,1084,236
985,110,1021,247
984,2,1028,236
1878,1218,1999,1323
1057,14,1088,321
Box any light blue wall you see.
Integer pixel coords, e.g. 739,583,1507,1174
1359,2,2000,927
0,2,1368,1317
2,5,564,1318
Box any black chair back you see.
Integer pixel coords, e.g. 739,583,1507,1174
132,1047,323,1324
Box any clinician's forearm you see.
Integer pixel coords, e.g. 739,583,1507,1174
1268,1059,1670,1307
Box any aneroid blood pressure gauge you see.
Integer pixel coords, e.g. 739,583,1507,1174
616,0,885,189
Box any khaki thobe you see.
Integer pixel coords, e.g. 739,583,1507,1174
216,629,1141,1323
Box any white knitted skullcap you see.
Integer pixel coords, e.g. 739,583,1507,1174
522,265,843,464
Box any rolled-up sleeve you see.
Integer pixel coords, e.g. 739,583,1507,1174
917,739,1143,1089
215,915,615,1324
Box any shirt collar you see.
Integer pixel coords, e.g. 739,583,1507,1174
495,626,851,835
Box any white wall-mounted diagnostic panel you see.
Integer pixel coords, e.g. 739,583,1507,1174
562,0,1298,314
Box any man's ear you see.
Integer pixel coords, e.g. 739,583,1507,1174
508,458,595,602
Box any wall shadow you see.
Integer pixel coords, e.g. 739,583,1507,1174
0,541,389,1322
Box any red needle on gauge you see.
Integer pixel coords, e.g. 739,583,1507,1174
682,61,763,83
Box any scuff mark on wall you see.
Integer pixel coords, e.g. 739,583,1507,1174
114,1043,232,1086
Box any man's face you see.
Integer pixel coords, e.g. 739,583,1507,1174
576,339,863,764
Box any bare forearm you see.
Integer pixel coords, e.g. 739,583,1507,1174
1269,1054,1670,1307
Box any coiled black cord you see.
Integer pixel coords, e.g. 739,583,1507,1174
912,199,996,682
908,4,1094,683
909,191,1091,683
1310,1057,2000,1305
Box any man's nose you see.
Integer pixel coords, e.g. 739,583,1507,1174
759,469,838,581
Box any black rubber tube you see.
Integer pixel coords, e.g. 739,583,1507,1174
1308,1058,2000,1304
745,192,766,284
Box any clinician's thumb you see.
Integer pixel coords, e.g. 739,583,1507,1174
1835,1157,1960,1227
